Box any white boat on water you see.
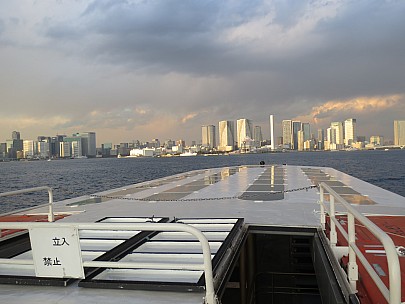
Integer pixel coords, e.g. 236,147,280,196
180,151,198,156
0,164,404,303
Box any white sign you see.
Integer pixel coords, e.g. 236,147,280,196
29,227,84,279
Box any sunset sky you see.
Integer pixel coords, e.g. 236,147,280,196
1,0,404,144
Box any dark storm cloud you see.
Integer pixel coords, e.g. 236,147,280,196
42,0,405,103
44,0,266,74
1,0,405,142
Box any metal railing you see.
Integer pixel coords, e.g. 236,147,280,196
319,183,401,304
0,221,218,304
0,186,54,222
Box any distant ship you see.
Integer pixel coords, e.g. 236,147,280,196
179,151,197,156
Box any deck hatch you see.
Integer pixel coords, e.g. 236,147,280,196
78,218,244,292
0,217,168,286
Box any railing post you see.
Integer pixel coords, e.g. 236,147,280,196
347,212,358,291
320,186,326,230
329,195,337,247
47,187,54,222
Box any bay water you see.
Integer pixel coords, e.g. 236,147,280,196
0,150,404,213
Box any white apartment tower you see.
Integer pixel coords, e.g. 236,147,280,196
344,118,357,146
201,125,216,149
218,120,235,151
270,114,275,150
236,119,253,149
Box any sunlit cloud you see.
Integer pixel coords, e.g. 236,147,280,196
291,94,404,129
181,113,198,123
311,95,403,122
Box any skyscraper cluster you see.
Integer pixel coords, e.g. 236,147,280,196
282,118,358,151
202,116,275,152
0,131,96,159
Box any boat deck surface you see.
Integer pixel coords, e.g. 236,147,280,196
0,165,404,303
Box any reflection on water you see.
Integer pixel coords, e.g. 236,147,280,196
0,150,404,213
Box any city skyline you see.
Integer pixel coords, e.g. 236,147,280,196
1,1,405,144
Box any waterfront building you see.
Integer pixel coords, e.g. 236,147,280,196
73,132,96,157
176,139,186,147
254,126,263,147
317,128,325,150
164,140,175,149
37,141,50,158
12,131,20,140
59,142,71,158
23,140,35,158
282,120,292,149
394,120,405,146
317,129,324,142
297,130,304,151
331,122,344,145
150,139,160,149
269,115,275,150
370,136,384,146
344,118,357,146
218,120,235,152
101,143,112,157
236,119,253,149
201,125,216,149
302,123,311,142
71,140,82,158
0,143,6,158
292,121,301,150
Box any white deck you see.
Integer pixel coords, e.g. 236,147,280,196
0,165,404,304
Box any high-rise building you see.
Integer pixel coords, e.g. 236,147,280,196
218,120,235,151
59,142,71,158
176,139,186,147
301,123,311,142
73,132,96,157
331,122,344,145
317,128,325,150
317,129,325,142
297,130,304,151
201,125,216,149
292,121,301,150
394,120,405,146
71,140,82,158
270,114,275,150
254,126,263,147
344,118,357,146
37,141,50,158
370,136,384,146
236,119,253,149
23,140,35,158
282,120,292,149
12,131,21,140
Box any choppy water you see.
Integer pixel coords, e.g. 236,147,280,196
0,150,404,213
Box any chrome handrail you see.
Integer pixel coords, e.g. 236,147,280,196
319,183,401,304
0,186,54,222
0,221,218,304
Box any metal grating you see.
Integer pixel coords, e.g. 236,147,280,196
0,217,168,286
79,218,245,292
